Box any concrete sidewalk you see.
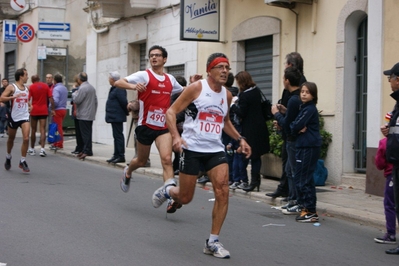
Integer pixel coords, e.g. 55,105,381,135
56,137,386,230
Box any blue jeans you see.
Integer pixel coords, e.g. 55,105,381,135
232,152,248,183
285,140,297,202
295,146,320,212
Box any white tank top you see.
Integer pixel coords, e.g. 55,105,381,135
10,83,30,121
181,79,228,153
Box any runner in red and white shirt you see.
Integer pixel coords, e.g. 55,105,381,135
115,45,201,210
0,68,32,172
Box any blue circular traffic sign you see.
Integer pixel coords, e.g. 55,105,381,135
16,23,35,43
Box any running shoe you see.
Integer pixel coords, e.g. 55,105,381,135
295,209,319,223
4,156,11,170
374,233,397,244
19,161,30,173
152,179,176,208
282,204,302,215
280,200,297,210
229,182,241,190
237,182,248,189
166,199,182,213
40,150,47,157
28,148,36,156
120,166,131,193
203,239,230,259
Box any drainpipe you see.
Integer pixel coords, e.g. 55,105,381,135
311,0,318,34
289,8,299,52
220,0,227,43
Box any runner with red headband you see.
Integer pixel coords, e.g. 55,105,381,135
151,52,251,259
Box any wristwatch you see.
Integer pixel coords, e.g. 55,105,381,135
237,136,246,142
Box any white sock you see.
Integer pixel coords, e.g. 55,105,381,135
20,157,26,162
209,234,219,243
6,154,11,159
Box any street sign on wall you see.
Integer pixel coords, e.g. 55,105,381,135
38,46,47,60
3,20,17,43
180,0,220,42
37,22,70,40
16,23,35,43
46,47,67,56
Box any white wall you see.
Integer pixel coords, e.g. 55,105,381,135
90,4,197,145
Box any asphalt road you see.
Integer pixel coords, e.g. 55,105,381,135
0,138,397,265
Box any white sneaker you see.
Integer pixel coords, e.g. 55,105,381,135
282,205,302,215
28,149,36,156
203,239,230,258
40,150,47,157
152,179,176,208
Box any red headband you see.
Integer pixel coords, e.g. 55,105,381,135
207,57,230,72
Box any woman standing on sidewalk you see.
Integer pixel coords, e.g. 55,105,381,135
230,71,269,192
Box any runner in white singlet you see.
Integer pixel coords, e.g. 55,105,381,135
152,53,251,259
0,68,31,172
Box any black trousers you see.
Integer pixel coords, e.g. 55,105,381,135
79,120,93,155
111,122,125,158
74,118,84,152
277,140,289,194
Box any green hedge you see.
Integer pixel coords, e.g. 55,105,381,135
267,113,332,160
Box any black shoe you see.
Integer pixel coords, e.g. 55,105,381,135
197,175,210,184
19,160,30,172
106,156,117,163
4,156,11,170
111,157,126,164
71,150,81,155
242,184,260,192
266,190,288,198
386,247,399,255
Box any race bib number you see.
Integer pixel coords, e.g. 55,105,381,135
146,105,166,127
15,93,28,109
197,112,223,139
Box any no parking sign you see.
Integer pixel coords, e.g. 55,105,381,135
16,23,34,43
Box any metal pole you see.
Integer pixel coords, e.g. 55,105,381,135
40,59,44,81
66,45,69,87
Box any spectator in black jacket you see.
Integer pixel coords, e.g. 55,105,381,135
105,71,129,164
231,71,270,192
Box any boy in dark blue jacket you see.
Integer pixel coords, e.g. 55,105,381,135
290,82,322,222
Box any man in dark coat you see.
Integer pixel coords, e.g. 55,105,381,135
105,71,129,163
